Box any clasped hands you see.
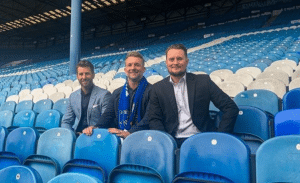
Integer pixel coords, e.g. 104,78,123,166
82,126,130,138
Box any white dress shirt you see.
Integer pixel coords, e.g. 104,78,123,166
170,74,200,138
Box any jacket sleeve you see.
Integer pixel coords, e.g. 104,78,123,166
208,77,239,133
94,90,115,128
148,84,166,131
61,97,76,131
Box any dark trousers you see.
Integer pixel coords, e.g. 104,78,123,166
175,138,187,148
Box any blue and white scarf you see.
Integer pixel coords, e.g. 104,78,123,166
118,76,148,130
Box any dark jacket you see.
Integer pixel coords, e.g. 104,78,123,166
148,73,239,137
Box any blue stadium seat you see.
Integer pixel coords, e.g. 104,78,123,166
274,109,300,136
0,94,6,107
35,110,62,133
0,126,8,151
33,99,53,114
0,101,16,113
111,130,177,183
234,106,273,152
12,110,36,128
179,132,251,183
37,128,75,167
24,128,76,183
15,100,33,114
0,152,21,170
5,127,39,163
282,88,300,110
23,155,60,183
63,159,105,182
63,129,121,182
256,135,300,183
53,98,69,114
0,110,14,128
48,172,102,183
109,164,163,183
234,105,273,183
234,89,280,116
0,165,42,183
172,172,234,183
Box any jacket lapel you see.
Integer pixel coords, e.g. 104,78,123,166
186,73,195,115
75,90,82,121
165,76,178,116
87,86,97,124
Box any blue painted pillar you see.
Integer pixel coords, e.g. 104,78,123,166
69,0,82,75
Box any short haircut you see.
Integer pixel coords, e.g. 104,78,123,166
76,60,94,74
125,51,145,66
165,44,188,58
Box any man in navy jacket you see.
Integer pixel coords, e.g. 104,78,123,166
148,44,239,147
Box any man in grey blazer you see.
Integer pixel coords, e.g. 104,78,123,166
61,60,111,134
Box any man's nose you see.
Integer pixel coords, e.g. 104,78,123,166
129,65,136,70
173,59,179,64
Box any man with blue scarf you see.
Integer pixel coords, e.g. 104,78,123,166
83,51,152,138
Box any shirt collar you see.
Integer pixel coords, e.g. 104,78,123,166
169,73,187,85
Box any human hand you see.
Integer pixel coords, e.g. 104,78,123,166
108,128,130,138
82,126,96,136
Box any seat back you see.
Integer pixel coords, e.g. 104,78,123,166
0,165,42,183
74,129,120,177
13,110,36,127
0,94,6,106
33,99,53,114
247,78,286,99
172,172,234,183
282,88,300,110
234,89,280,116
37,128,76,170
48,172,102,183
53,98,69,114
0,101,16,113
15,100,34,114
35,110,61,132
49,92,65,103
0,110,14,128
120,130,177,183
0,126,8,151
274,109,300,136
256,135,300,183
24,155,60,183
234,106,272,142
5,127,39,163
109,164,163,183
180,132,251,183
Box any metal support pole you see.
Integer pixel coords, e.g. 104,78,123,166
69,0,82,75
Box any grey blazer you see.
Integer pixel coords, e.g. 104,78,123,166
61,85,111,131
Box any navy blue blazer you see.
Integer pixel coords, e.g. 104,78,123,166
148,73,239,137
61,85,111,132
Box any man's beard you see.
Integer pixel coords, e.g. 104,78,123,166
168,69,186,77
128,75,143,82
80,79,93,87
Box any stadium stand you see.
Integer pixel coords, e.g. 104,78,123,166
1,1,300,182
